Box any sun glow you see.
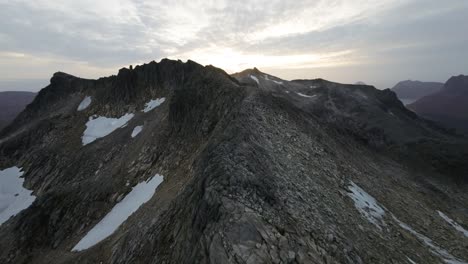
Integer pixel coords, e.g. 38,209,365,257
171,46,356,73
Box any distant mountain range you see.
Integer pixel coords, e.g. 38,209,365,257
391,80,443,105
0,91,36,130
408,75,468,133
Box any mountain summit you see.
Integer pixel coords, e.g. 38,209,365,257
0,59,467,264
391,80,443,105
409,74,468,133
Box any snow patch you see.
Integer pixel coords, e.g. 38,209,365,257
82,114,134,145
77,96,92,111
407,257,417,264
143,98,165,113
0,167,36,225
347,182,385,229
131,126,143,138
250,75,260,85
310,85,318,89
72,174,164,251
437,211,468,238
296,92,316,98
264,74,283,85
392,215,466,264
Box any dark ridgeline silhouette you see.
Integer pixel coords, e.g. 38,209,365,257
409,75,468,133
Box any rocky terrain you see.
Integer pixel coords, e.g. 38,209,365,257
0,91,36,130
0,60,467,264
408,75,468,134
391,80,443,105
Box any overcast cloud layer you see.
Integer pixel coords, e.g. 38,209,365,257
0,0,467,91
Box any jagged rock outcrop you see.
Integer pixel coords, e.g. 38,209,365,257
0,60,467,264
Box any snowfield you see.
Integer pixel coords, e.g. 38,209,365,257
82,114,134,145
0,166,36,225
438,211,468,238
143,98,165,113
250,75,260,84
347,181,385,228
72,174,164,251
77,96,92,111
131,125,143,138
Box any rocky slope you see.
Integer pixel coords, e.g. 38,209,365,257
0,60,467,264
409,75,468,134
391,80,443,105
0,91,36,130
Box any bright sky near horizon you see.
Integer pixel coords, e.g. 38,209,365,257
0,0,467,91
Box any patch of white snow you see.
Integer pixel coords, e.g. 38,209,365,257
407,257,417,264
143,98,165,113
82,114,134,145
0,167,36,225
72,174,164,251
250,75,260,85
347,181,385,229
264,74,283,85
437,211,468,238
131,126,143,138
296,92,316,98
392,215,466,264
77,96,92,111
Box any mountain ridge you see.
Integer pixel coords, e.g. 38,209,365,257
408,74,468,133
0,59,467,264
391,80,443,104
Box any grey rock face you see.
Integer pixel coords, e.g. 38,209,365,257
0,60,467,264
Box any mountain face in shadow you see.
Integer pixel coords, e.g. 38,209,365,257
0,60,467,264
409,75,468,133
391,80,443,105
0,91,36,130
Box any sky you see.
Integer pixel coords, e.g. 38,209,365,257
0,0,467,92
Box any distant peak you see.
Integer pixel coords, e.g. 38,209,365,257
50,72,79,85
232,67,263,77
52,71,77,79
444,74,468,93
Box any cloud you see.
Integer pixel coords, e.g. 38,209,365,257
0,0,467,91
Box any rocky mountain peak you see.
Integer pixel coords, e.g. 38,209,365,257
0,59,467,264
391,80,443,103
444,74,468,94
